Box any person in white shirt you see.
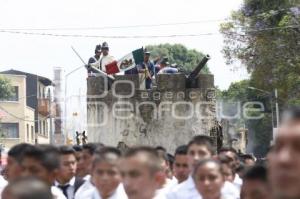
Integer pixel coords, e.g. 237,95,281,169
173,145,190,184
55,146,85,199
2,177,53,199
77,143,100,180
20,145,66,199
99,42,115,73
119,146,164,199
166,135,240,199
193,159,237,199
6,143,32,182
218,147,243,190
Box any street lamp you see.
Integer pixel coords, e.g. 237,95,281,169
64,65,85,144
247,87,280,140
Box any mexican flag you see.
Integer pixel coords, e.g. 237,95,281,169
105,47,144,74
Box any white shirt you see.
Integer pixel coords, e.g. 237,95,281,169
166,176,240,199
233,174,243,190
55,177,76,199
74,178,95,199
166,176,201,199
52,186,67,199
100,55,115,72
75,183,127,199
0,175,8,199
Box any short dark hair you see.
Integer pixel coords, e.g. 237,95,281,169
124,146,161,174
72,145,82,152
8,143,34,163
187,135,215,155
242,165,267,182
92,147,122,169
241,154,255,162
174,145,188,156
82,143,101,155
22,145,60,172
4,177,52,199
218,154,232,165
59,145,76,156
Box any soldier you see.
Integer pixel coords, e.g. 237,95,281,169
137,49,155,89
87,44,102,75
157,58,178,74
99,42,115,73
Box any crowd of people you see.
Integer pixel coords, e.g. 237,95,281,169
0,107,300,199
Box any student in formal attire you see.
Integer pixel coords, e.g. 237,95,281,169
20,145,66,199
240,165,271,199
218,154,235,183
193,159,225,199
166,135,239,199
173,145,190,184
78,143,100,180
55,146,85,199
82,147,127,199
2,177,52,199
218,147,242,189
6,143,32,182
119,146,164,199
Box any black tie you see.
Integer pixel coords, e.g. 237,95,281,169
58,184,70,198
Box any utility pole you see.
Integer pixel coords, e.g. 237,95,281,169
275,88,280,128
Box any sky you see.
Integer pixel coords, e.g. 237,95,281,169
0,0,248,95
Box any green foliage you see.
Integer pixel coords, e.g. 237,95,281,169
220,0,300,105
146,43,211,74
0,76,13,100
219,0,299,156
219,79,274,157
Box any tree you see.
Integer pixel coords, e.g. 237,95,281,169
0,76,13,100
146,43,211,74
219,80,273,157
220,0,300,105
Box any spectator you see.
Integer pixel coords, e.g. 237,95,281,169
2,177,52,199
219,147,242,189
6,143,32,182
55,146,85,199
167,135,239,199
20,145,66,199
173,145,190,184
193,160,225,199
241,165,271,199
120,146,164,199
268,107,300,199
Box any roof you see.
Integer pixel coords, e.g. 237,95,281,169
0,69,53,86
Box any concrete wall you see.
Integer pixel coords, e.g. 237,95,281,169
87,73,218,153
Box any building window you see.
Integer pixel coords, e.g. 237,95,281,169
43,121,46,135
39,121,42,134
0,123,19,138
27,124,29,141
0,86,19,101
31,126,34,141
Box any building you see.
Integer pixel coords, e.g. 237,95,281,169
0,69,54,148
